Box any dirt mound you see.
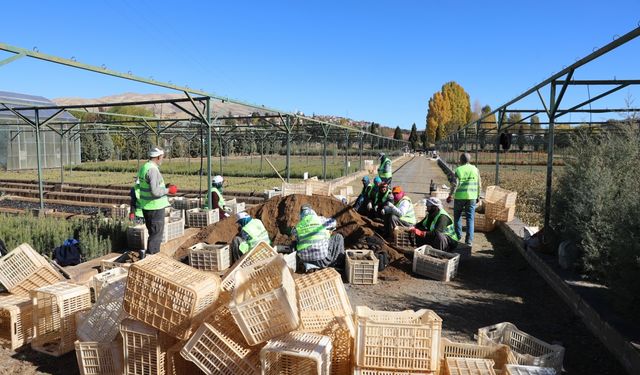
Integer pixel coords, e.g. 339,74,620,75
177,194,403,261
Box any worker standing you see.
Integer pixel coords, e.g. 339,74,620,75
383,186,416,239
292,204,345,273
411,197,459,251
136,147,177,258
446,153,481,248
205,175,231,221
129,176,144,224
230,212,271,262
377,152,393,184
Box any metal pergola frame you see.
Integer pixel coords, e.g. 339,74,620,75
0,42,408,209
435,26,640,230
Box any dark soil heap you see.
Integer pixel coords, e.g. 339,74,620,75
177,194,402,260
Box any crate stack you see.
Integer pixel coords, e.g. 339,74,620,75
171,196,201,211
185,208,219,228
127,215,186,249
484,186,517,223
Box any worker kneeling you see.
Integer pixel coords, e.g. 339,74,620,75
230,212,271,262
293,204,345,273
383,186,416,239
410,197,459,251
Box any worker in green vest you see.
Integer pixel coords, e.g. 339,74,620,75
411,197,459,251
230,212,271,262
373,182,393,219
136,147,177,258
292,204,345,273
382,186,416,239
446,152,481,247
377,152,392,184
205,175,230,221
129,176,144,224
354,176,375,215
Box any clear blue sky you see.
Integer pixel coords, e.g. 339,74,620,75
1,1,639,129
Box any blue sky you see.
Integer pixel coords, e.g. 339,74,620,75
0,1,639,129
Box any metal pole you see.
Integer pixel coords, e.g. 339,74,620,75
59,124,64,186
544,83,557,230
285,116,291,182
475,121,480,164
206,98,213,209
322,126,328,180
218,134,223,176
359,132,364,171
495,110,504,185
34,109,44,210
344,131,349,176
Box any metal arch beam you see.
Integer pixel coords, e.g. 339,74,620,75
556,83,630,117
0,51,25,67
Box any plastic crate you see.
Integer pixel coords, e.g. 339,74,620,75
477,322,564,373
110,204,130,219
504,364,556,375
260,331,332,375
282,182,312,196
100,253,133,272
166,340,202,375
0,243,64,296
0,294,33,350
355,306,442,372
413,201,427,221
163,217,186,243
484,202,515,222
299,312,354,375
120,318,176,375
229,255,299,345
186,208,219,228
221,241,278,292
430,190,449,200
296,268,353,316
305,179,334,196
124,254,221,340
485,186,517,208
171,197,200,210
394,228,416,251
346,250,379,285
353,369,431,375
77,279,127,343
126,225,149,250
265,189,282,199
412,245,460,282
92,267,128,299
444,357,496,375
283,251,297,272
440,338,516,372
31,282,92,356
188,243,231,272
474,213,496,232
75,340,123,375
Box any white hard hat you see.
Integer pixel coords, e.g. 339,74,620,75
236,212,250,222
149,147,164,158
212,175,224,184
426,197,443,209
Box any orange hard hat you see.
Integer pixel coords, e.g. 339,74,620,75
392,186,403,194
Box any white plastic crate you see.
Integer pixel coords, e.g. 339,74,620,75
0,294,33,350
295,268,353,319
260,331,332,375
92,267,128,299
162,217,185,243
119,318,175,375
188,243,232,272
225,198,246,214
505,364,556,375
265,189,282,199
412,245,460,282
346,250,379,285
353,369,431,375
75,340,123,375
171,197,200,210
77,279,128,343
0,243,64,296
221,241,278,292
298,312,354,375
185,208,219,228
111,204,130,219
440,337,517,372
445,357,496,375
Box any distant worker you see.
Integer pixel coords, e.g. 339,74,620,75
411,197,459,251
446,152,481,247
383,186,416,239
292,204,345,273
230,212,271,262
137,147,177,258
205,175,231,221
353,176,375,215
129,176,144,224
377,152,393,184
373,182,393,219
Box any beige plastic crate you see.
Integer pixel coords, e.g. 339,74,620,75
124,254,221,340
477,322,564,373
225,199,246,215
305,179,333,196
296,267,353,316
346,250,379,285
92,267,128,299
188,243,231,272
230,255,299,345
430,190,450,200
75,340,123,375
171,197,200,210
31,282,92,356
77,279,127,343
110,204,130,219
163,217,185,243
504,364,556,375
394,228,416,251
355,306,442,372
221,241,277,292
0,243,64,296
166,340,202,375
412,245,460,282
485,202,515,222
445,357,496,375
413,201,427,221
353,369,431,375
282,182,312,196
474,213,496,232
485,186,517,207
260,331,332,375
186,208,219,228
0,294,33,350
299,312,354,375
440,338,516,372
119,318,176,375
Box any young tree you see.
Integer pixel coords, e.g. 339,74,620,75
408,123,419,150
517,125,526,151
96,132,114,161
441,81,471,133
80,133,98,162
393,126,403,140
426,92,451,142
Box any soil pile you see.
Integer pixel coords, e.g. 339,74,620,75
177,194,403,260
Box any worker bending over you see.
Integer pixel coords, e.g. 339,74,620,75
230,212,271,262
292,204,345,273
410,197,459,251
383,186,416,239
205,175,231,221
377,152,393,184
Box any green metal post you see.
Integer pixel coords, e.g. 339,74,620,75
34,109,44,209
206,98,213,209
495,109,504,185
544,83,557,230
285,116,291,182
475,121,480,165
359,132,364,171
322,126,328,180
344,131,349,176
60,124,64,186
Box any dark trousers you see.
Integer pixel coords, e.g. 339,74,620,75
417,231,457,252
143,208,165,254
230,236,244,263
384,214,413,238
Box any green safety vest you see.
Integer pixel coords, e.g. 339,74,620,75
242,219,271,252
133,184,143,217
454,164,479,200
295,214,329,252
422,209,459,241
137,161,170,211
362,183,374,198
375,189,391,206
397,197,416,225
205,186,225,209
378,157,392,178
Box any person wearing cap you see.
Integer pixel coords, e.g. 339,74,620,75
382,186,416,238
447,152,481,247
136,147,177,257
377,152,392,184
292,204,345,272
205,175,230,221
230,212,271,262
372,182,393,219
354,176,375,214
129,176,144,224
410,197,459,251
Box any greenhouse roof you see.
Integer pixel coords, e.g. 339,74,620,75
0,90,77,122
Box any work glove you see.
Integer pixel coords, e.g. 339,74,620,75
167,184,178,195
223,206,232,214
129,213,135,221
446,195,452,204
410,227,426,237
366,202,373,210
